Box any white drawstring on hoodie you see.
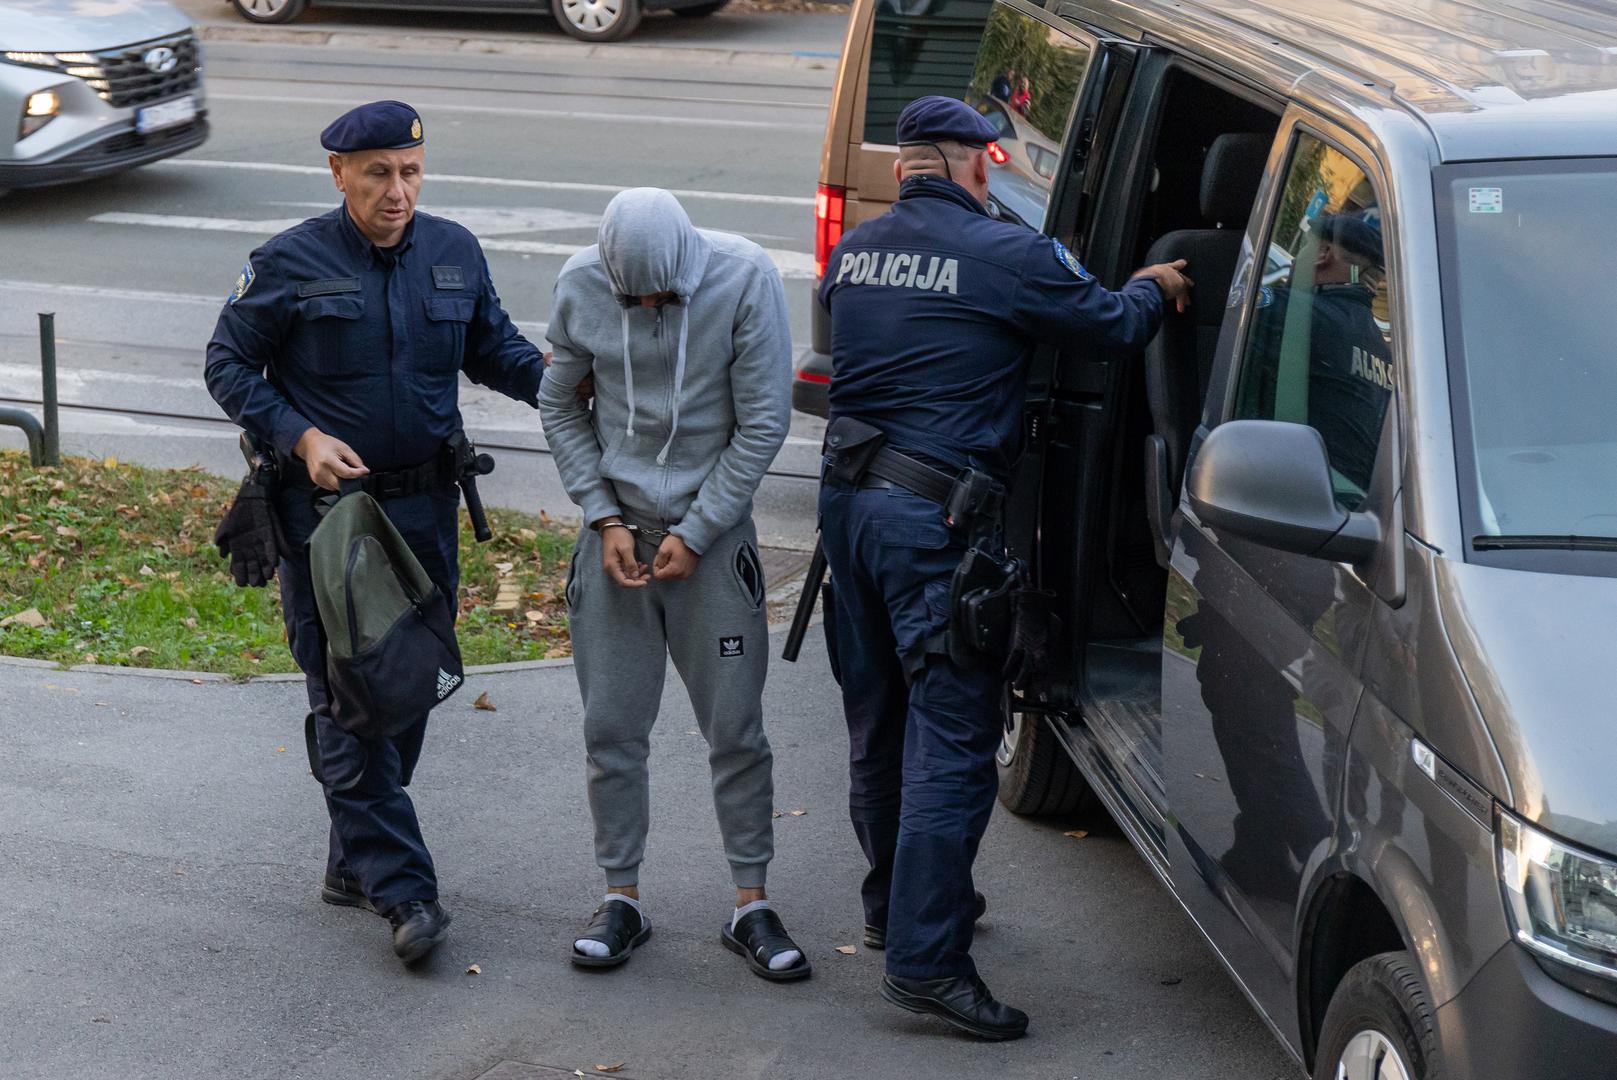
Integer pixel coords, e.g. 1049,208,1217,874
618,299,691,467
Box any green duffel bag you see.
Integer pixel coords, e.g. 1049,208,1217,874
308,490,464,737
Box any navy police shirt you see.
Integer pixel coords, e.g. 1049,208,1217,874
818,175,1165,480
206,206,544,474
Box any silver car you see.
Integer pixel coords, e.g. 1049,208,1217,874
0,0,207,189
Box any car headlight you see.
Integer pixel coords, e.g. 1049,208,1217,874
1499,810,1617,980
19,89,59,139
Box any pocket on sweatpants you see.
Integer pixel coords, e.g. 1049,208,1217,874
565,543,583,610
732,539,766,611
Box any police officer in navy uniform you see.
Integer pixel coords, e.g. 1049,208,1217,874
205,101,547,964
816,97,1192,1038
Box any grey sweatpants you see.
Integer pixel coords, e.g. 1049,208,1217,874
566,519,774,889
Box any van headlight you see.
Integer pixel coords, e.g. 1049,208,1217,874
20,89,59,139
1499,810,1617,979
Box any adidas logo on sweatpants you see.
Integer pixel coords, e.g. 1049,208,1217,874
719,637,744,658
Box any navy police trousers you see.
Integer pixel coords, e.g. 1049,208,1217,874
818,481,1002,980
277,481,461,915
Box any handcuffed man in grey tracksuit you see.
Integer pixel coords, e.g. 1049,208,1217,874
539,187,808,981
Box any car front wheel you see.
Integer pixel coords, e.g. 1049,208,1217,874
552,0,644,41
1314,953,1441,1080
995,696,1098,817
230,0,309,24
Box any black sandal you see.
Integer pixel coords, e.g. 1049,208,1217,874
571,899,652,969
721,907,812,982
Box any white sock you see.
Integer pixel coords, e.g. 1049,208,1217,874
574,893,644,959
732,899,802,972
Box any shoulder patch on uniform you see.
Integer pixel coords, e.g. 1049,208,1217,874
1257,285,1275,309
229,261,255,304
1050,237,1091,281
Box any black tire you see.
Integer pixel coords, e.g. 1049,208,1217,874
995,701,1098,817
230,0,309,24
674,0,732,15
1314,952,1441,1080
551,0,644,41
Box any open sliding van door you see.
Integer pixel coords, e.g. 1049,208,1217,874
978,0,1146,815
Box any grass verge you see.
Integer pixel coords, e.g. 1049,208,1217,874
0,451,576,678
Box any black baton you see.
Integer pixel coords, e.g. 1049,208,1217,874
448,432,496,543
782,538,827,662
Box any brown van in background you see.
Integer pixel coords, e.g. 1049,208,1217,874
796,0,994,416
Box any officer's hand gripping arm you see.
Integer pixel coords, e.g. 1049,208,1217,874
669,266,792,555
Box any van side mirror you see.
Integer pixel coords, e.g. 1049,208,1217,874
1186,420,1380,564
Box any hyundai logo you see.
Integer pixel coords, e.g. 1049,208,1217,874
143,46,178,74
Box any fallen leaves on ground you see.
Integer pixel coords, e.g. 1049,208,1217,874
465,963,482,975
835,945,857,955
789,810,807,817
0,607,46,629
473,691,496,712
1063,829,1089,840
594,1065,627,1075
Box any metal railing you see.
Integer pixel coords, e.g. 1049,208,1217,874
0,313,59,466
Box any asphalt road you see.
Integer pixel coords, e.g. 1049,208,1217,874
0,632,1299,1080
0,33,831,548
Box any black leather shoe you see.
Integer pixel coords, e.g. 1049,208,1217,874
864,891,988,950
321,871,375,913
386,900,451,964
881,973,1028,1041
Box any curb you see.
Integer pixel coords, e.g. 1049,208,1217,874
0,614,819,684
196,23,841,71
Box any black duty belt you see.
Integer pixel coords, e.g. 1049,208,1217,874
356,455,455,500
861,446,959,505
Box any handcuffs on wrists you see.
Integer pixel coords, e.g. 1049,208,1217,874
599,520,670,542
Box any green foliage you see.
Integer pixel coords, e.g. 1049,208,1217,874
0,452,575,677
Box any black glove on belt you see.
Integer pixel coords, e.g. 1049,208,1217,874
214,467,289,588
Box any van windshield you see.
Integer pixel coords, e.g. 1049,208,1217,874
1441,160,1617,547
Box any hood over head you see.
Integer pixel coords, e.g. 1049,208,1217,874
596,188,713,466
598,187,711,301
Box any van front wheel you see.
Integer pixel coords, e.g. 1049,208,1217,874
1314,953,1440,1080
995,699,1096,817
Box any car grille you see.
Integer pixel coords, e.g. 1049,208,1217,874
3,32,201,109
92,118,205,157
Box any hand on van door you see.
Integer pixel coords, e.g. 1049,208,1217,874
1130,259,1195,315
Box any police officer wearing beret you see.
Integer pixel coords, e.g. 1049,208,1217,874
816,97,1192,1038
206,100,547,964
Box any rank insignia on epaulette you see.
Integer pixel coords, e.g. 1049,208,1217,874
1051,237,1091,281
229,261,255,304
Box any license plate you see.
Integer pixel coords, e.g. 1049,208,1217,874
136,95,197,135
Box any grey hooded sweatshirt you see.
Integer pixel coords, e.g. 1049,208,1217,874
540,189,792,554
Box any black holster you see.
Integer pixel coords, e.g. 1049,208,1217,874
823,416,886,484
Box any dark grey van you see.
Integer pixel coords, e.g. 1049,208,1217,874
881,1,1617,1077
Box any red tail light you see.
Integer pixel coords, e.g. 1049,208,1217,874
815,183,846,280
987,141,1008,165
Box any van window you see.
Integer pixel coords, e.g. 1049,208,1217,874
963,2,1093,229
1233,131,1394,510
1438,159,1617,543
864,0,995,145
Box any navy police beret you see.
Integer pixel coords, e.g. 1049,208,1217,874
896,95,999,147
320,100,424,153
1316,208,1384,268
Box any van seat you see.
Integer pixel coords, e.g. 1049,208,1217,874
1141,132,1271,565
